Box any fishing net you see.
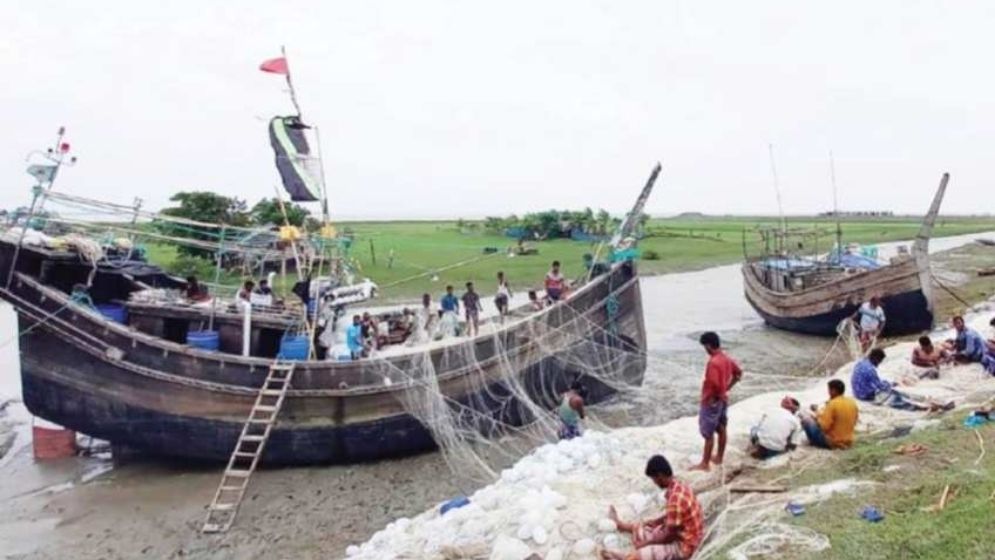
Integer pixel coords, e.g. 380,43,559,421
365,298,648,485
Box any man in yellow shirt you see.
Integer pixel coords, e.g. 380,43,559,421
801,379,859,449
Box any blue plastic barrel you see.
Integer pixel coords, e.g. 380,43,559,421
96,303,128,324
278,334,310,360
306,299,317,316
187,330,220,351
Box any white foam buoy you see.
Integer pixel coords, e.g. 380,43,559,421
573,538,596,555
490,535,532,560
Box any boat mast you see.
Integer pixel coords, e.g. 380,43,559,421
913,172,949,257
767,143,787,254
281,46,304,119
829,150,843,259
6,128,77,288
913,172,950,324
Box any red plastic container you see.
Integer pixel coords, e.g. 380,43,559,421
32,426,77,460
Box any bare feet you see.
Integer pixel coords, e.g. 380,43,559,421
689,462,711,472
599,548,625,560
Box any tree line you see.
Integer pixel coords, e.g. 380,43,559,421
159,191,315,259
461,208,649,240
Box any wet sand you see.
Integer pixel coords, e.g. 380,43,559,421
1,236,991,559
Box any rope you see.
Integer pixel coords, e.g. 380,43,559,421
0,298,75,351
378,251,505,290
930,269,974,309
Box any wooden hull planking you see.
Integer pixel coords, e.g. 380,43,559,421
6,257,647,465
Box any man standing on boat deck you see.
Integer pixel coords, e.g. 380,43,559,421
237,280,254,304
494,271,512,322
346,315,364,360
545,260,568,302
439,285,461,337
852,295,886,352
691,331,742,472
461,282,483,337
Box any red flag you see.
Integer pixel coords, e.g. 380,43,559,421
259,57,289,75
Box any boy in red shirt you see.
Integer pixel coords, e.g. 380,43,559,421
691,331,742,471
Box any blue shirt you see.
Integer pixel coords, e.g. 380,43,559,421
346,324,363,352
440,293,459,312
851,358,891,401
956,328,986,361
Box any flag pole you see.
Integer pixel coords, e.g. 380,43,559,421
281,45,304,119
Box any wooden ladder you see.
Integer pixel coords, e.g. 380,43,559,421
202,362,296,533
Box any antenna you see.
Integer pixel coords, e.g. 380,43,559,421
829,150,843,259
767,143,787,236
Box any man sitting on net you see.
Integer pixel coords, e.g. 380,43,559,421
601,455,703,560
910,335,950,380
852,348,952,412
800,380,858,450
748,397,802,459
947,316,987,364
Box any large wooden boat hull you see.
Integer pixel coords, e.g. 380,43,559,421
742,257,933,337
1,242,646,465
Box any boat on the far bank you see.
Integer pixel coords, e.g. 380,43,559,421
742,173,949,337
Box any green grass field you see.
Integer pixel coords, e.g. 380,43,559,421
723,417,995,559
145,216,995,301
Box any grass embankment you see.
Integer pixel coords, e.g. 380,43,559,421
730,417,995,559
144,216,995,301
931,243,995,321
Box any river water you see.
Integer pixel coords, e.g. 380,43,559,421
0,231,991,558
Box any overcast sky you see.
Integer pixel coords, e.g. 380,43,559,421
1,1,991,219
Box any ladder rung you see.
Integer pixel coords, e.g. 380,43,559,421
219,485,245,492
242,435,265,442
260,389,284,396
255,405,277,412
209,503,236,511
202,523,223,533
225,469,251,478
234,451,257,459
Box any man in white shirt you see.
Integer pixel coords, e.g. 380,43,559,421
749,396,802,459
853,295,886,351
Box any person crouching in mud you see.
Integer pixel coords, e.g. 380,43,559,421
558,381,588,440
601,454,704,560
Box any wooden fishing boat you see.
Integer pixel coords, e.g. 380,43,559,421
742,173,948,337
0,159,659,465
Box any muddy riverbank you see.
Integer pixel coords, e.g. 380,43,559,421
1,236,991,559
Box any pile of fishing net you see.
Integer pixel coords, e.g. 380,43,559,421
347,312,995,559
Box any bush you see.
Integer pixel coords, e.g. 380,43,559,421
166,254,217,280
642,249,661,261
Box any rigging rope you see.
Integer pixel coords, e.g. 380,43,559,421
929,268,974,309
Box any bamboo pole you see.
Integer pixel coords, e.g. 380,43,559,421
207,225,227,332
